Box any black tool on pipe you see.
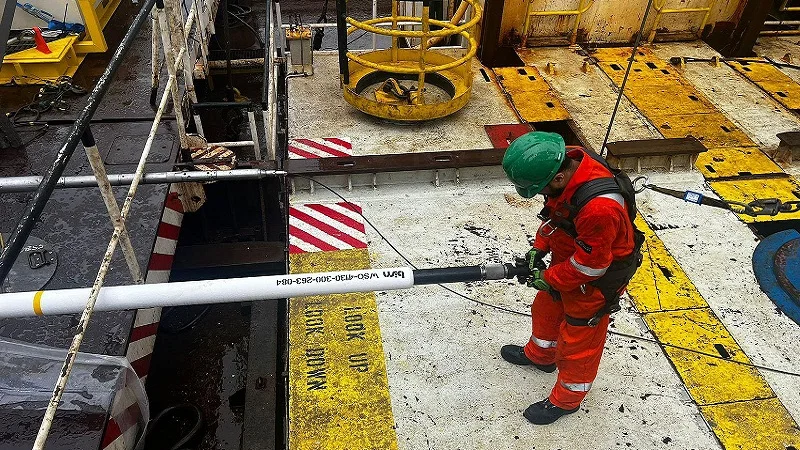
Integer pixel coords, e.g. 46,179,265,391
0,0,157,286
335,0,349,84
412,262,531,285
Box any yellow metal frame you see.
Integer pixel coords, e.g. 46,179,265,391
647,0,717,43
522,0,595,45
342,0,482,121
1,0,120,84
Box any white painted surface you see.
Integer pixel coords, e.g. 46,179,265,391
292,181,720,450
637,170,800,424
287,52,517,155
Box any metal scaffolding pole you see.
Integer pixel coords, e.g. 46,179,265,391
0,0,157,286
81,128,144,284
0,169,285,193
32,45,185,450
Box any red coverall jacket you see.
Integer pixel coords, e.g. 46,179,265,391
534,148,635,318
523,147,635,409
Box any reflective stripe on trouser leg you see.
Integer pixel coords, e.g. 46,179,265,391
524,290,563,365
530,335,557,349
549,313,609,410
560,381,592,392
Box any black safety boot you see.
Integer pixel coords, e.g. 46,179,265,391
500,345,557,373
523,398,579,425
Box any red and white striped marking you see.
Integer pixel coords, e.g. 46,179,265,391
289,202,367,254
101,371,146,450
103,186,185,450
288,137,352,159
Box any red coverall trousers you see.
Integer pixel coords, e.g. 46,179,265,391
522,148,634,409
523,283,610,409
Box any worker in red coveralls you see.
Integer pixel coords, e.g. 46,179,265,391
500,131,641,425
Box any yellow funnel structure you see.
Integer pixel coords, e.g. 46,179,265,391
342,0,482,122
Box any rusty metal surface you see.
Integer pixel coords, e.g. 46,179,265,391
285,147,504,175
605,137,706,157
484,123,533,149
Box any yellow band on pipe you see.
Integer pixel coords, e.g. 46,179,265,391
33,291,44,316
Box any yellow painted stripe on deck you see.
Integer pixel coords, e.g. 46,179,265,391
700,398,800,450
626,218,800,447
728,60,800,110
493,66,571,123
594,46,798,224
627,216,707,313
648,112,756,148
288,248,397,450
33,291,44,316
642,308,773,404
709,177,800,223
695,147,783,179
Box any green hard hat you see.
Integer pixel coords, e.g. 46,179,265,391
502,131,566,198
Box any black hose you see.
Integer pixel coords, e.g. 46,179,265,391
598,0,655,157
159,305,212,334
335,0,349,84
0,0,157,285
227,8,265,49
413,266,484,285
140,404,204,450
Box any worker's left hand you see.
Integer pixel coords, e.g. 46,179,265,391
527,269,552,291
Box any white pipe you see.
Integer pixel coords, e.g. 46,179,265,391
373,0,378,50
206,140,255,147
0,169,285,193
247,109,261,159
267,4,277,162
156,8,189,149
0,268,415,318
167,0,204,135
764,20,800,25
275,1,284,54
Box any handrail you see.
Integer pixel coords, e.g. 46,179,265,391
346,33,477,75
522,0,595,45
648,0,717,42
780,0,800,12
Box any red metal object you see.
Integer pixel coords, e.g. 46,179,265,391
484,123,534,149
32,27,51,54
